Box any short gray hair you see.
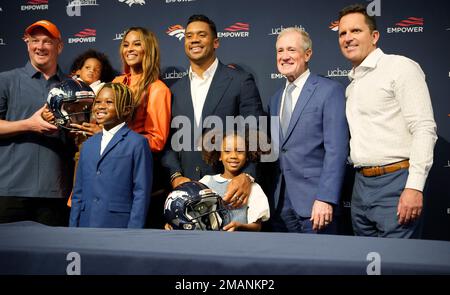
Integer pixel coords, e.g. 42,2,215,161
277,27,312,51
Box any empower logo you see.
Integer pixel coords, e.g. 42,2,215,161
218,22,249,38
118,0,145,6
21,0,48,11
329,20,339,32
270,73,285,79
167,25,185,40
387,17,424,33
68,28,96,44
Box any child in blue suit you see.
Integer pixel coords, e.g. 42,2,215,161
69,83,153,228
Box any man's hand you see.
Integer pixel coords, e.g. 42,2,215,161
397,188,423,225
310,200,333,231
41,105,55,124
171,176,191,189
27,105,58,134
223,173,252,208
70,122,102,137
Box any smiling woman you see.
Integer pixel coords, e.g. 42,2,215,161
113,27,171,153
112,27,172,228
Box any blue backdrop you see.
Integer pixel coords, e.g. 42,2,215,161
0,0,449,240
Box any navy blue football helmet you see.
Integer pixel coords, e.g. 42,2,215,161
164,181,231,230
47,78,95,130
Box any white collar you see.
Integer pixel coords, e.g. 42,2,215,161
349,48,384,80
212,174,231,183
103,122,125,137
285,68,310,89
189,58,219,80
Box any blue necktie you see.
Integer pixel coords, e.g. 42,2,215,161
281,83,296,136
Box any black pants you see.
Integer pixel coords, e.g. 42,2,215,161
145,152,170,229
0,196,69,226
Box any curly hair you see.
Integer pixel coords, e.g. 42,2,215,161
70,49,116,83
201,128,265,170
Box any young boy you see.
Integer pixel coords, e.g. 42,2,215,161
69,83,153,228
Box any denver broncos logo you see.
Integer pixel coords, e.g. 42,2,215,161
166,25,185,41
329,20,339,31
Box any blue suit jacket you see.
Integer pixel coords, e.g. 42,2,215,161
268,74,349,217
162,61,264,180
69,124,153,228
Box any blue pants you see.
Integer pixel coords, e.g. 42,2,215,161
272,181,337,234
351,169,421,238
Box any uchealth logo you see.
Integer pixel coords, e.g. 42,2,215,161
167,25,185,41
21,0,48,11
163,69,188,80
118,0,145,7
329,20,339,32
327,67,351,77
269,25,305,36
113,31,127,41
68,28,96,44
218,22,249,38
387,17,424,33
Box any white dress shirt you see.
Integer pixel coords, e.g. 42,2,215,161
346,48,437,191
100,122,125,155
189,58,219,126
199,174,270,223
280,69,310,122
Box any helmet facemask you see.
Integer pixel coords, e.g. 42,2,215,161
164,181,231,231
186,195,230,230
47,79,95,131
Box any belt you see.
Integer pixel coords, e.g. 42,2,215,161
358,160,409,177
